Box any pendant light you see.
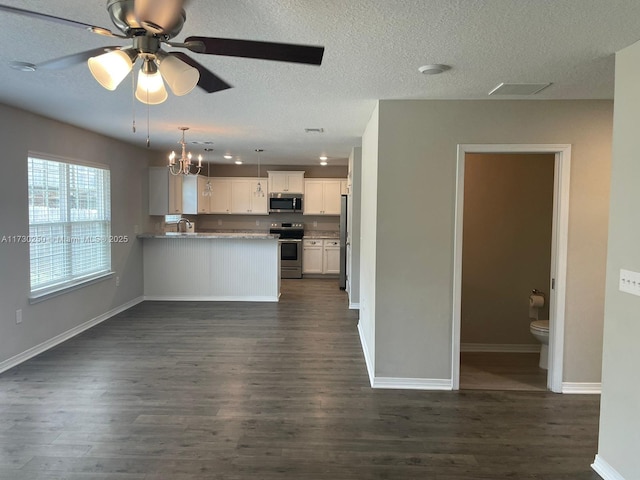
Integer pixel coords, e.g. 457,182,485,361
254,149,265,197
202,148,214,197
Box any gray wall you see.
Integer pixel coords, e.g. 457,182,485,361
361,99,611,382
461,153,554,346
0,103,152,367
597,40,640,479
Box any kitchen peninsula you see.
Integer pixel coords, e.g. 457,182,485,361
139,232,280,301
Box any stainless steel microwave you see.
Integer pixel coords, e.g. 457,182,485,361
269,193,303,213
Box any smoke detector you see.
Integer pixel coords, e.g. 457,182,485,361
418,64,451,75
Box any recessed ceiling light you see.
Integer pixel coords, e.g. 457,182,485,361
235,160,243,165
418,64,451,75
224,155,233,159
319,156,328,161
320,161,328,166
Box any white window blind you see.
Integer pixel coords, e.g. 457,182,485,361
28,156,111,295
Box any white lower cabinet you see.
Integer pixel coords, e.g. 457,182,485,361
303,238,340,274
302,239,323,274
323,239,341,274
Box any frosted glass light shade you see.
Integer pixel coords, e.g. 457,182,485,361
88,50,134,91
157,54,200,96
135,68,168,105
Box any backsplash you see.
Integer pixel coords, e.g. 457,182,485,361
189,213,339,233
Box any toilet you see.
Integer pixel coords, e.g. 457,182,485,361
529,320,549,369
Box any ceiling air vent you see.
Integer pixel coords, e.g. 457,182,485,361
304,128,324,133
488,83,552,96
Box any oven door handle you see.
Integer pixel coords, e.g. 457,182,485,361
278,239,302,242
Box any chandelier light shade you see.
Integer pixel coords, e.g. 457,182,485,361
156,52,200,96
135,59,168,105
168,127,202,176
87,49,136,91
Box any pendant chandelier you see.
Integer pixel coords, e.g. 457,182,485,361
202,148,214,196
254,149,265,197
168,127,202,176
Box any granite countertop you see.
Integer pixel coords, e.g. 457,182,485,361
303,231,340,239
138,232,279,240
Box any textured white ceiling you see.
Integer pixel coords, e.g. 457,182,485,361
0,0,639,166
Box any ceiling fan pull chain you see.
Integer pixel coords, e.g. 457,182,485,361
131,68,136,133
146,96,150,148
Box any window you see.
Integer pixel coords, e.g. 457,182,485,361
28,155,111,297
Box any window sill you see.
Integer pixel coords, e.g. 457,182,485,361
29,271,115,304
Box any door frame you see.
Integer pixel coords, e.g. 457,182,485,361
452,144,571,393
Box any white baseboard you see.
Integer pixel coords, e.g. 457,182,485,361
592,455,626,480
0,296,144,375
373,377,453,391
461,343,541,353
357,322,374,387
143,295,278,302
349,302,360,310
562,382,602,394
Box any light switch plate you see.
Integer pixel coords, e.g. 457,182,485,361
619,269,640,296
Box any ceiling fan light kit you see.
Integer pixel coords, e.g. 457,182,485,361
155,51,199,96
87,48,136,90
135,59,168,104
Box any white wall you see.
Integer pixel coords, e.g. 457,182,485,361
0,103,152,369
359,104,379,379
595,40,640,480
362,99,611,383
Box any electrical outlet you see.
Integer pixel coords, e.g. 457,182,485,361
256,220,260,226
218,219,222,226
619,269,640,296
116,276,120,287
16,309,22,324
134,224,139,234
313,221,318,227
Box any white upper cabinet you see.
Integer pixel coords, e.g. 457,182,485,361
303,179,342,215
149,167,185,215
268,171,305,193
230,178,268,215
209,178,232,214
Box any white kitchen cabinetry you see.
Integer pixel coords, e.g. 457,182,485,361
303,238,340,275
200,177,268,215
303,179,342,215
268,171,305,193
230,178,268,214
149,167,185,215
302,239,323,274
323,239,341,274
209,178,232,214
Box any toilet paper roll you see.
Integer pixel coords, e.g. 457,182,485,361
529,294,545,308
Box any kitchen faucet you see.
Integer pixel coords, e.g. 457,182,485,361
176,217,192,233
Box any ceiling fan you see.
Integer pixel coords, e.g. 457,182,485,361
0,0,325,104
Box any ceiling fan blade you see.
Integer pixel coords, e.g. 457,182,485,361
34,47,124,71
169,52,233,93
0,4,125,38
184,36,324,66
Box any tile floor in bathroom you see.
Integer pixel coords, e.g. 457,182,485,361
460,352,548,391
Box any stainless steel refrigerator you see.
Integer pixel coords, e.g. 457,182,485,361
339,194,347,290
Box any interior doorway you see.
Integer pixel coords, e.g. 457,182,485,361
452,144,572,393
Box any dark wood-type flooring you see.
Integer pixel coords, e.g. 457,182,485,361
0,279,602,479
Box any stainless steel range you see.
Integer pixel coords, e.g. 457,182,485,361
269,222,304,279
